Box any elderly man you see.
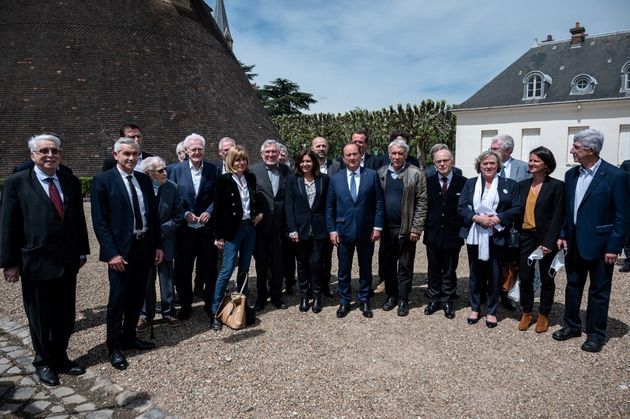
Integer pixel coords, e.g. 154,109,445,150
102,123,153,171
168,134,218,320
137,157,184,331
312,136,340,296
176,141,187,162
424,143,463,178
1,134,89,386
423,149,467,319
92,138,164,370
250,140,290,310
554,129,628,352
377,139,427,316
213,137,236,175
381,129,421,168
327,142,384,318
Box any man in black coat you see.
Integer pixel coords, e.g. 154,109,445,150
102,123,153,171
0,134,90,386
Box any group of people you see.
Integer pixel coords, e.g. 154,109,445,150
0,124,627,387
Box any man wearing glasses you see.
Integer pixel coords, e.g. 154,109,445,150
102,123,153,171
1,134,90,386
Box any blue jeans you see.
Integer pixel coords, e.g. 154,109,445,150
211,220,256,313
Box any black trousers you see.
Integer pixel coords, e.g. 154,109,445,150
379,229,416,302
426,245,461,304
106,237,152,351
518,230,556,315
295,237,325,298
467,243,504,315
175,226,217,310
254,228,284,304
21,271,77,367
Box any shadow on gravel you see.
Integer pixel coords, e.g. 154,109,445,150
75,305,107,332
222,329,265,344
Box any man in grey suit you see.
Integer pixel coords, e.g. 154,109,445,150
137,157,184,330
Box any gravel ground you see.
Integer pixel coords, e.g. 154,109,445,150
1,204,628,418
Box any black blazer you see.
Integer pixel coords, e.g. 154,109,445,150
0,169,90,280
458,176,522,246
91,168,162,262
213,172,261,241
285,174,329,240
516,177,565,250
423,172,467,249
249,162,289,234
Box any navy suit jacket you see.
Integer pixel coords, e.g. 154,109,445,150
458,176,522,246
285,174,329,241
167,160,217,218
560,159,628,260
423,172,467,249
326,167,384,241
91,168,162,262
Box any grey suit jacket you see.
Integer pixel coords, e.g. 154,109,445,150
506,158,530,182
157,180,184,260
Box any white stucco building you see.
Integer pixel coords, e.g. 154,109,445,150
453,23,630,179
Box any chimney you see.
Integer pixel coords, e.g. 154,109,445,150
542,34,554,43
570,22,586,45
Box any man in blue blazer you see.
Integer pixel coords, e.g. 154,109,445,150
91,138,163,370
326,142,384,318
167,133,218,320
554,129,629,352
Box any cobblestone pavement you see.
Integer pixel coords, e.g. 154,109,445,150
0,318,170,418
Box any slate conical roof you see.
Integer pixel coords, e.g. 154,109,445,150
0,0,277,176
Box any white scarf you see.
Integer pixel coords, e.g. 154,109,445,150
466,175,500,261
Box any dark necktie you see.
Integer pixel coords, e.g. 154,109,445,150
126,175,144,231
441,176,448,195
45,177,64,220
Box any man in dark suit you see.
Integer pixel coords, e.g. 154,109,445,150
167,133,218,320
619,159,630,272
554,129,629,352
423,149,466,319
250,139,290,311
92,137,164,370
327,142,384,318
102,123,153,172
1,134,89,386
312,136,340,297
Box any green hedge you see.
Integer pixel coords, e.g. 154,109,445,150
79,177,92,198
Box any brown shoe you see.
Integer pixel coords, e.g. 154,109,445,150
164,316,181,327
535,314,549,333
518,313,533,331
136,318,149,332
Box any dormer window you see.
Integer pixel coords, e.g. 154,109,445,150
621,61,630,93
570,74,597,95
522,71,552,100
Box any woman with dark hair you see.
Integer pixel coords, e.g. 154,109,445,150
458,150,522,328
210,146,263,331
516,146,564,333
285,148,330,313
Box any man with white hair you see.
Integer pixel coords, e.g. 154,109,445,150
213,137,236,175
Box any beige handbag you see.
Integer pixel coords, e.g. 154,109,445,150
217,276,248,330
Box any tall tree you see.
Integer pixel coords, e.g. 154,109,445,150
258,78,316,116
238,60,258,82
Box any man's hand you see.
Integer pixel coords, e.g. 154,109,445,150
371,229,381,242
108,255,127,272
410,232,420,242
198,212,211,224
154,249,164,265
604,253,618,265
185,212,198,223
3,267,20,283
252,213,263,226
215,239,224,250
330,232,339,247
557,239,568,251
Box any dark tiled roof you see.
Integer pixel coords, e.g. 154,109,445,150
456,30,630,110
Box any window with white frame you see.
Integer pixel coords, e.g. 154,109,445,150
570,74,597,95
481,130,498,152
523,71,552,100
567,126,589,165
521,129,541,160
618,125,630,163
621,61,630,93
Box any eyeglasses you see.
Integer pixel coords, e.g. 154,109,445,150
35,148,60,156
150,168,166,173
188,148,204,153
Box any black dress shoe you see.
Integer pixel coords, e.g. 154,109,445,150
57,360,86,376
382,296,397,311
178,306,192,321
397,301,409,317
121,338,156,350
552,327,582,341
312,296,322,313
424,302,441,315
336,303,350,318
284,285,294,296
109,350,128,370
443,303,455,319
36,367,59,386
360,303,373,318
271,299,289,309
322,288,334,298
211,317,223,331
254,301,266,311
299,297,309,312
581,339,604,353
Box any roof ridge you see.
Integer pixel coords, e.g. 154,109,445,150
532,28,630,48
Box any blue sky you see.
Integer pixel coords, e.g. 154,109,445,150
211,0,628,114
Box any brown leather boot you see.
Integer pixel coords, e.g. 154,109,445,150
535,314,549,333
518,313,533,331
